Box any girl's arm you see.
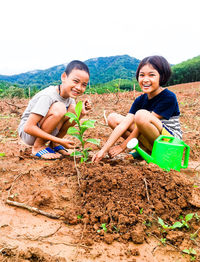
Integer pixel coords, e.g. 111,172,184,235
92,113,135,162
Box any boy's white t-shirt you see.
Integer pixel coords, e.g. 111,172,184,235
18,85,75,136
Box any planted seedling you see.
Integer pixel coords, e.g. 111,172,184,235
65,101,100,163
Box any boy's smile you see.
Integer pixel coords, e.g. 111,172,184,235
138,64,162,99
60,69,89,98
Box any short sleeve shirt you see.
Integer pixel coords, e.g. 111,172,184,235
129,88,180,120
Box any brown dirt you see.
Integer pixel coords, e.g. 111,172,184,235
0,82,200,261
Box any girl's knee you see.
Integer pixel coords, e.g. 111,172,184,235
135,110,150,126
107,113,120,128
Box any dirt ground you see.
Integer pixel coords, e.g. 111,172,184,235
0,82,200,262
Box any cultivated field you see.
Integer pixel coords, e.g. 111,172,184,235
0,82,199,261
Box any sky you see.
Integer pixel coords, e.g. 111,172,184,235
0,0,200,75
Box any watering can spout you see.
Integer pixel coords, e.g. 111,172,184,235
127,138,154,163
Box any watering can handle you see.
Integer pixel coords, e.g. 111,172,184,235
181,144,190,169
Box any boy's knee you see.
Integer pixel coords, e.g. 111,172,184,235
51,102,66,118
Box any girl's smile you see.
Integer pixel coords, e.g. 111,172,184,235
138,64,163,99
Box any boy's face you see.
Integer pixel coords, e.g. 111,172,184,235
61,69,89,98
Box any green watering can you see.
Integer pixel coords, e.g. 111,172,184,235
127,135,190,171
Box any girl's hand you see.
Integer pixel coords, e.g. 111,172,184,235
81,99,92,116
108,145,124,158
92,149,106,163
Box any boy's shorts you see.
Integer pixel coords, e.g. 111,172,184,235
19,126,59,146
138,127,172,152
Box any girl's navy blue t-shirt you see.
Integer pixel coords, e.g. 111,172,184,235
129,89,180,120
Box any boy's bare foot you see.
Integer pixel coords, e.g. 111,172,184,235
32,147,61,159
50,144,71,156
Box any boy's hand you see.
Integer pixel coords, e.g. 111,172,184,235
61,139,75,149
81,99,92,115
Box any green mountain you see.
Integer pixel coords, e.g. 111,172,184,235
167,55,200,86
0,55,140,89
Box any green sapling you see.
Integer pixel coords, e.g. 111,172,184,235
65,101,100,163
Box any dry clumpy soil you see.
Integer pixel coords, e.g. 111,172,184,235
0,82,200,261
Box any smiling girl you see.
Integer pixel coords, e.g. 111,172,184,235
18,60,91,159
92,55,182,162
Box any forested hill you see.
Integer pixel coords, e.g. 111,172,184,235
85,55,140,83
167,55,200,86
0,55,140,88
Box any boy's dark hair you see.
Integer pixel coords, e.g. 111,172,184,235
136,55,171,86
65,60,90,76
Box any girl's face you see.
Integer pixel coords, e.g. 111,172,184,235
138,64,162,98
61,69,89,98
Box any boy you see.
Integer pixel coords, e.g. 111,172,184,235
18,60,91,159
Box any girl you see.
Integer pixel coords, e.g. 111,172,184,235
92,55,182,162
18,60,92,160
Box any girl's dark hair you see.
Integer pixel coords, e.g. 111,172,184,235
136,55,171,86
65,60,90,76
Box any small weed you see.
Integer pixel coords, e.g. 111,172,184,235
112,225,119,232
140,208,143,214
77,215,82,220
182,248,196,261
143,220,152,227
0,153,5,157
97,223,107,233
160,238,166,245
194,213,199,221
158,213,194,230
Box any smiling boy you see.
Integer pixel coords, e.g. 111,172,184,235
18,60,91,160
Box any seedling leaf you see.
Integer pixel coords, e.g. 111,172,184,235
75,101,83,119
81,120,95,128
65,112,77,119
67,126,79,135
86,138,100,145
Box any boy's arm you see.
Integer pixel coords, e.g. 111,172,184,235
92,113,135,162
24,113,74,148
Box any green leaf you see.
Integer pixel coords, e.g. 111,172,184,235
67,126,79,135
65,112,77,119
171,221,183,229
80,126,88,136
158,217,168,229
0,153,5,157
185,213,194,222
86,138,100,145
75,101,83,119
70,150,83,157
72,134,83,143
81,120,95,128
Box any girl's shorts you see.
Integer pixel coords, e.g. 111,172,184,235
138,127,172,152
